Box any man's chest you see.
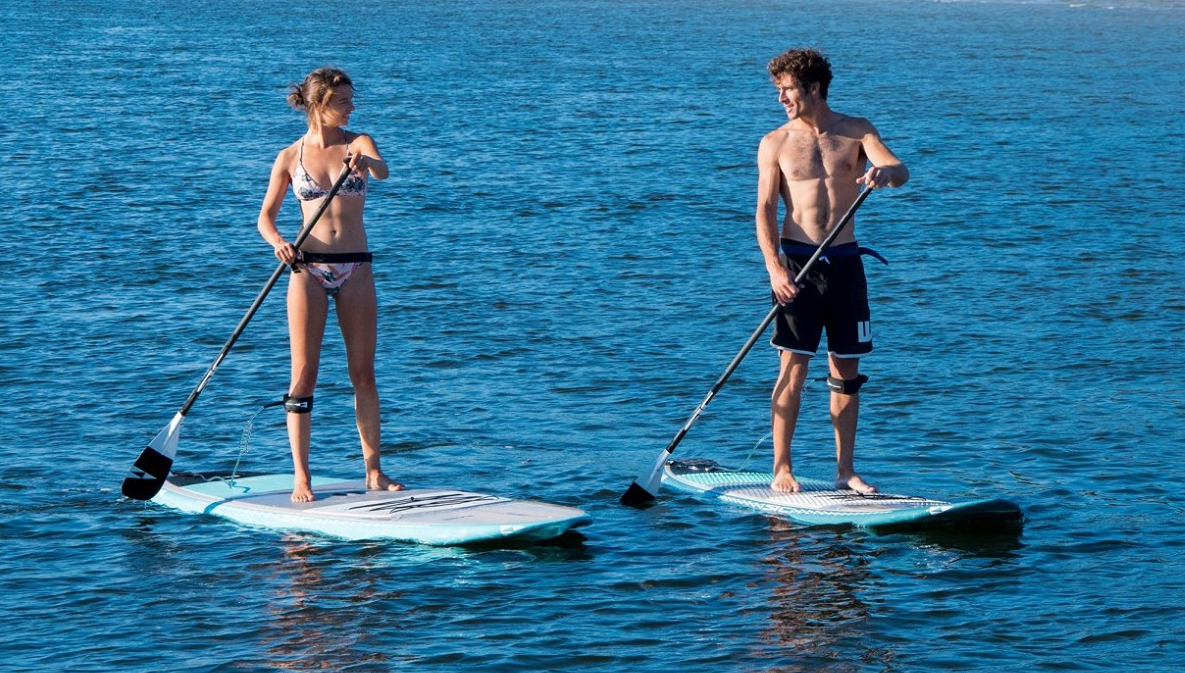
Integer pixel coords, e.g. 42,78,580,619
779,134,863,180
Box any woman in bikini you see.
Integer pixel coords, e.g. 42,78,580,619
257,67,403,502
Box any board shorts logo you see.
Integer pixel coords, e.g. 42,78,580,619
857,320,872,343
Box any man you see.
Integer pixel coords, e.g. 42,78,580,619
756,48,909,494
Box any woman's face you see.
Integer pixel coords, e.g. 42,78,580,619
318,85,355,127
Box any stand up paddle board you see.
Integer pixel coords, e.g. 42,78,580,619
152,472,592,546
663,459,1022,531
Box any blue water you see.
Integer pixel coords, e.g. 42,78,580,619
5,0,1185,670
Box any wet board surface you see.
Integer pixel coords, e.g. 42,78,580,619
153,472,592,546
663,460,1023,531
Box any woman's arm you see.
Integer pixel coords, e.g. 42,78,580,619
349,133,388,180
258,148,298,264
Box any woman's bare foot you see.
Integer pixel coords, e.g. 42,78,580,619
291,480,316,503
836,473,877,494
367,471,405,492
771,470,801,493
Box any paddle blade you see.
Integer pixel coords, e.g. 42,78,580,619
620,448,672,507
619,480,658,507
121,412,183,500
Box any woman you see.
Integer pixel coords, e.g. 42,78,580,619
257,67,402,502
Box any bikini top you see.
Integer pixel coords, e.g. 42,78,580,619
292,133,367,201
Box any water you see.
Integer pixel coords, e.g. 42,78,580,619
4,0,1185,670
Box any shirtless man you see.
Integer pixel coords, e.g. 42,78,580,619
756,48,909,494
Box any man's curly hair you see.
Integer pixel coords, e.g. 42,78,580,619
768,49,833,100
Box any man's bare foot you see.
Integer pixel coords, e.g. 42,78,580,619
292,481,315,503
367,471,405,492
771,471,801,493
836,473,877,494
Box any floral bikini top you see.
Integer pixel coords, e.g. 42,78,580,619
292,133,367,201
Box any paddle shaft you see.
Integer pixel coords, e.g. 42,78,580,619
178,162,353,416
657,187,873,460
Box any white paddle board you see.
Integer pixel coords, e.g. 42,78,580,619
663,459,1023,530
153,472,592,545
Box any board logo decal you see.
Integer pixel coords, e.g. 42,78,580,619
820,492,932,504
350,492,504,514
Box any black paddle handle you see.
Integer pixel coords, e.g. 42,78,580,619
177,161,354,416
658,187,873,458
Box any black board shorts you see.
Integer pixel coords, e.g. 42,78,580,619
771,240,874,358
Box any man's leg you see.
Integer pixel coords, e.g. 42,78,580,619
771,350,811,492
828,355,875,494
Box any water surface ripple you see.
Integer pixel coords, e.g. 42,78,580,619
4,0,1185,671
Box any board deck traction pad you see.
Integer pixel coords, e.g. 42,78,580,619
662,459,1023,528
153,471,592,545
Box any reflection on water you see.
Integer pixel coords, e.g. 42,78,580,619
890,527,1026,560
254,532,592,670
754,519,885,673
459,529,592,560
258,538,404,671
750,518,1026,672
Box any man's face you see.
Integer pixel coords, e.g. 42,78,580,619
775,75,814,121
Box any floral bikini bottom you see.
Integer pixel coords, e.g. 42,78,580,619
296,252,373,296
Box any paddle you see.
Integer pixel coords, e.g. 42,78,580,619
619,187,873,507
121,161,354,501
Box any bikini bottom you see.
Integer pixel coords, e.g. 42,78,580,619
296,251,372,296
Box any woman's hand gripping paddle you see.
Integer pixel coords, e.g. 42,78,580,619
619,188,873,507
121,162,355,501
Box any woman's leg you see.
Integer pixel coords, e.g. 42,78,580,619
334,265,402,491
287,270,329,502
